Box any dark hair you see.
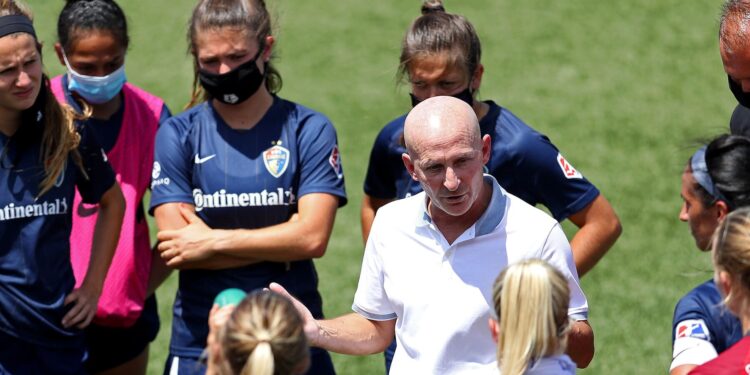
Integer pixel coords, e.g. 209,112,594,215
691,134,750,209
398,0,482,84
57,0,128,52
186,0,281,108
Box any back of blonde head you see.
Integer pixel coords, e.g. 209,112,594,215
218,290,309,375
493,259,571,375
712,207,750,315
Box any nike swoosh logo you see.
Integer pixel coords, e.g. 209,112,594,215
194,154,216,164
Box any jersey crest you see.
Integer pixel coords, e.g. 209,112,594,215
557,153,583,179
263,145,290,178
676,319,710,341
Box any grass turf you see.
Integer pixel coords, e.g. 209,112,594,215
26,0,731,373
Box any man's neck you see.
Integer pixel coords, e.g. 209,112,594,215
429,180,492,245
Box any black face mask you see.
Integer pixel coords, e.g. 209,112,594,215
198,47,265,105
729,75,750,108
410,86,474,108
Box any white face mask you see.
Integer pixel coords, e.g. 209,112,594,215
62,52,126,104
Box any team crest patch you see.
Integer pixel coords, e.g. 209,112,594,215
676,319,710,341
329,145,342,179
263,145,290,178
557,153,583,179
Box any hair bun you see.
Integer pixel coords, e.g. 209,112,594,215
421,0,445,15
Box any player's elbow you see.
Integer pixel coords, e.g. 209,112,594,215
301,234,329,259
567,320,594,368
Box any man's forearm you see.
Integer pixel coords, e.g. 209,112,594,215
312,313,395,356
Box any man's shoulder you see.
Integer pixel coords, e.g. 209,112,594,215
376,193,424,221
503,191,559,230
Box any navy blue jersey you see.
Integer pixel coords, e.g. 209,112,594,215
364,101,600,221
150,96,347,357
0,124,115,348
672,280,742,353
59,74,171,153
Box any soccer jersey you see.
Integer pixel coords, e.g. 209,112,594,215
688,336,750,374
0,122,115,347
364,101,599,221
671,279,742,369
150,96,347,357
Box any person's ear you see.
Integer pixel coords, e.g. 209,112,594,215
262,36,275,62
53,42,66,67
471,64,484,92
481,134,491,164
488,318,499,343
715,200,730,222
402,153,418,181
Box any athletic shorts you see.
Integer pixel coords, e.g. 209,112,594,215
84,294,160,373
164,347,336,375
0,329,86,375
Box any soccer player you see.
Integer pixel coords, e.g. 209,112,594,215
0,1,124,373
670,135,750,374
689,208,750,373
360,0,621,370
149,0,346,373
490,259,577,375
720,0,750,136
48,1,172,373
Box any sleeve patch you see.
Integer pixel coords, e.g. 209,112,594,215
676,319,711,341
557,153,583,179
329,145,343,179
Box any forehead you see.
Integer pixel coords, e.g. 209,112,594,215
66,30,124,57
0,33,37,63
681,170,700,197
721,41,750,78
408,53,468,80
195,27,256,56
413,124,477,161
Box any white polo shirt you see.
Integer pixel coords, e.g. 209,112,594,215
353,175,588,375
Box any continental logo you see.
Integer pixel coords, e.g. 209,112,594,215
193,188,295,212
0,198,68,221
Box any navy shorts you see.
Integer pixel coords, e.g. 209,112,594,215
164,347,336,375
84,294,160,373
0,329,86,375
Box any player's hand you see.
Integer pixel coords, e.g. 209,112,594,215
157,204,216,267
206,303,236,373
268,282,321,345
62,282,101,329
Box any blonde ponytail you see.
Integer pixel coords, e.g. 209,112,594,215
493,259,571,375
217,290,309,375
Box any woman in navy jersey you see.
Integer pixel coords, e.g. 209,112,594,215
149,0,346,374
690,207,750,373
670,135,750,374
361,0,621,371
49,1,171,373
0,1,124,374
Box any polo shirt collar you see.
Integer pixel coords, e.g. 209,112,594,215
415,174,507,237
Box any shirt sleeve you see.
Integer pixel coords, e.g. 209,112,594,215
75,124,116,203
497,123,600,221
295,113,347,206
158,104,172,128
352,214,397,321
540,222,588,320
363,123,400,199
148,117,194,213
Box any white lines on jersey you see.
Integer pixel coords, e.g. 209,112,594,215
194,154,216,164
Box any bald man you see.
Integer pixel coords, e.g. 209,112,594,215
272,97,594,374
720,0,750,135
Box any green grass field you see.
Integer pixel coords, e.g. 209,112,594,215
26,0,734,373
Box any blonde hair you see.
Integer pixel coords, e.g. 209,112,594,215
493,259,571,375
217,290,309,375
0,0,87,196
712,207,750,315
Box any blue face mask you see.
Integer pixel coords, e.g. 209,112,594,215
63,53,126,104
